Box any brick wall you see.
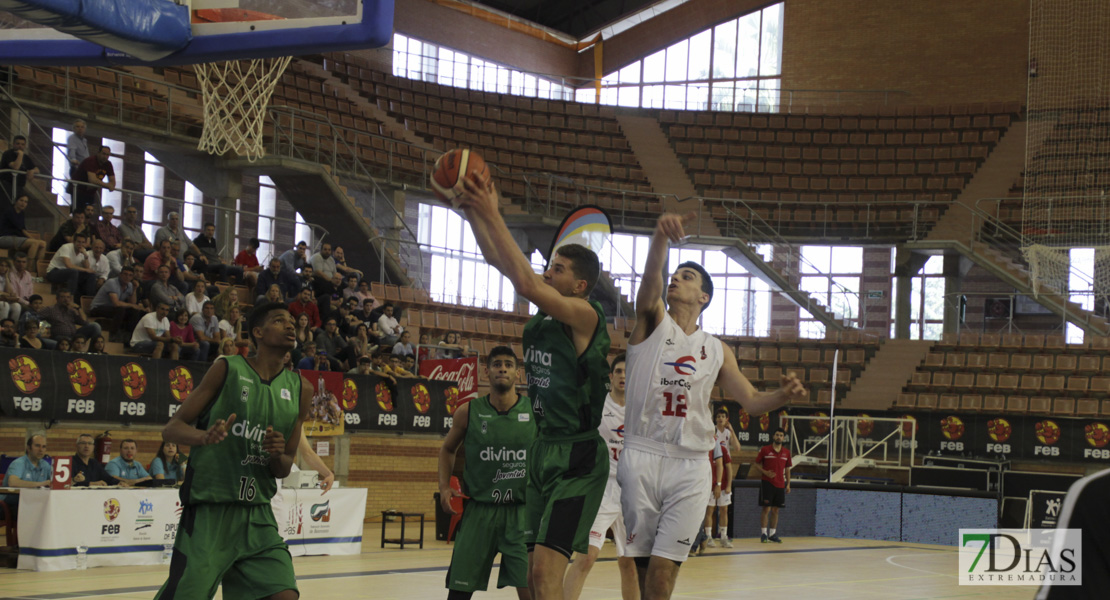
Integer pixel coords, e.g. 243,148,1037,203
861,247,893,335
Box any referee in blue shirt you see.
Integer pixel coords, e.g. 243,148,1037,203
105,439,152,486
1,434,52,516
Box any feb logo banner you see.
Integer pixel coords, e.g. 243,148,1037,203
419,356,478,404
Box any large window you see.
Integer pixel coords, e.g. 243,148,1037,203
889,252,945,340
1068,248,1095,344
576,3,783,111
799,246,862,338
393,34,576,100
418,203,521,311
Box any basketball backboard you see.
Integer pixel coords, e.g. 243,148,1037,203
0,0,393,66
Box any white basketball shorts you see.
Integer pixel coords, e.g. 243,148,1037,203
707,490,732,507
587,476,627,555
617,445,711,562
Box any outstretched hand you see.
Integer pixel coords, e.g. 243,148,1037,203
459,171,499,215
203,413,236,446
779,372,808,403
656,212,697,243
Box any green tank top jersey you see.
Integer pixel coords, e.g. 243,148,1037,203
521,299,611,438
181,355,302,506
462,394,536,504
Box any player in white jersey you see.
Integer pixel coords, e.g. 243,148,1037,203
564,354,639,600
618,213,807,599
703,407,741,549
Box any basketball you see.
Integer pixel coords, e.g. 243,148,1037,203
430,149,489,208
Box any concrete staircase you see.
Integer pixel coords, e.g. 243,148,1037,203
842,339,934,410
614,114,698,202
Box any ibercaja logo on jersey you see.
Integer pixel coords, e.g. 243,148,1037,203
663,355,697,376
375,381,393,411
412,383,431,414
67,358,97,396
120,362,147,400
9,354,42,393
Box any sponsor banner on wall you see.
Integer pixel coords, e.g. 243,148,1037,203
150,358,210,423
359,374,401,433
419,356,479,404
4,349,61,420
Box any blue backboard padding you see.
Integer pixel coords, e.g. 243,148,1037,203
0,0,191,62
0,0,393,66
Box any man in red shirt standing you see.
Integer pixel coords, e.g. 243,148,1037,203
754,427,791,543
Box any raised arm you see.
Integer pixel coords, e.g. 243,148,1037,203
631,213,694,345
297,434,334,494
437,401,469,514
716,340,808,416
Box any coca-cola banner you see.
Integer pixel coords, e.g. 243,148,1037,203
300,370,345,437
419,356,479,404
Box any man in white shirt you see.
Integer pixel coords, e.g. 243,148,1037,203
107,238,138,278
377,303,403,347
130,301,178,358
46,231,97,297
89,238,110,285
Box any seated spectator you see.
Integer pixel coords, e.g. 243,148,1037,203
55,337,72,352
40,289,102,344
142,238,173,285
19,319,43,349
255,258,300,303
377,303,403,347
392,330,415,357
0,317,19,347
403,354,418,375
7,252,35,311
234,236,264,275
156,212,204,264
71,433,119,487
339,274,360,301
298,265,316,295
367,352,396,383
71,335,88,353
88,334,106,354
0,434,51,515
345,279,375,306
118,205,154,261
288,287,321,329
0,196,46,271
107,238,139,278
262,284,285,306
389,354,416,378
219,336,238,357
171,308,208,361
279,240,308,274
91,264,145,337
150,264,186,311
73,144,115,214
438,331,467,359
89,238,110,286
46,232,97,297
314,318,346,370
293,312,313,350
348,355,375,375
332,245,362,281
309,242,339,296
193,222,246,285
218,305,249,357
190,300,223,360
211,285,240,321
0,135,38,206
150,441,185,482
47,210,89,252
93,204,124,250
131,302,178,359
282,351,295,371
186,279,209,316
178,249,210,293
105,439,152,486
417,333,433,362
296,341,318,369
354,298,377,324
0,258,21,322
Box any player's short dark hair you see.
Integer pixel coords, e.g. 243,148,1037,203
120,438,137,447
12,135,26,143
715,406,729,418
73,232,89,241
13,251,27,260
554,243,601,297
610,352,626,372
772,427,786,436
487,345,517,366
1,318,13,327
247,302,291,346
28,294,41,303
203,222,215,229
248,237,259,248
676,261,714,312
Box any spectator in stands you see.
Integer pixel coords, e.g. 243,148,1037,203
0,196,47,271
279,240,308,275
186,279,208,316
0,258,21,322
7,252,33,308
118,205,154,261
255,257,300,303
295,341,319,369
89,335,105,354
340,274,361,301
298,265,316,294
392,330,415,357
179,251,213,295
66,120,88,189
194,222,249,286
55,337,72,352
282,351,295,371
438,331,467,359
190,300,223,360
309,242,338,295
389,354,416,378
218,336,237,357
106,439,152,486
71,335,88,353
263,284,285,306
142,238,173,282
73,144,115,214
151,441,184,482
293,312,313,351
368,352,396,383
218,304,249,357
90,265,145,338
289,287,322,329
345,279,375,306
341,322,376,366
93,204,123,250
331,245,362,281
339,310,361,339
417,333,433,362
0,135,38,206
107,238,138,278
233,236,264,279
88,238,110,286
47,229,97,297
349,355,375,376
170,308,207,361
354,297,377,324
19,320,42,349
377,303,403,347
150,264,186,312
403,354,418,375
155,212,202,264
131,301,177,359
47,209,89,252
41,289,101,343
0,317,19,348
72,433,119,487
314,317,346,369
211,285,240,321
0,434,51,515
317,293,342,329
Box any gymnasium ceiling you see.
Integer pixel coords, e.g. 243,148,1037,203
472,0,658,39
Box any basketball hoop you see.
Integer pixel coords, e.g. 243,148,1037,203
194,56,292,161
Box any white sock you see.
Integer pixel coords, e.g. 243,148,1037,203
761,527,768,535
769,528,776,536
718,526,727,538
704,526,711,537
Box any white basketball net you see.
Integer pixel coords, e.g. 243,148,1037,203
1022,0,1110,298
194,56,293,161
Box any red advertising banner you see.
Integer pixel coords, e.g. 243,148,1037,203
419,356,479,404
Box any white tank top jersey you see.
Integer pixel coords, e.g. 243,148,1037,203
714,427,733,463
625,311,725,457
598,394,626,477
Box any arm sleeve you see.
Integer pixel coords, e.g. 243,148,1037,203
105,460,121,477
150,458,165,477
137,463,151,478
786,451,793,468
94,461,120,485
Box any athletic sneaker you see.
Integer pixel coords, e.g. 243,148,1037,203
769,534,782,543
705,537,717,548
760,534,768,543
720,537,733,548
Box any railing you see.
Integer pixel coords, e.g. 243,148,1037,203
266,105,425,288
942,291,1106,338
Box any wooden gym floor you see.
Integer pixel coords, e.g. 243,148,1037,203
0,523,1036,599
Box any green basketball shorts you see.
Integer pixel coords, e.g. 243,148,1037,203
446,501,529,592
155,502,298,600
525,431,609,557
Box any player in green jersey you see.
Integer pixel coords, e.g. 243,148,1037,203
461,174,611,600
439,346,535,600
156,302,311,600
